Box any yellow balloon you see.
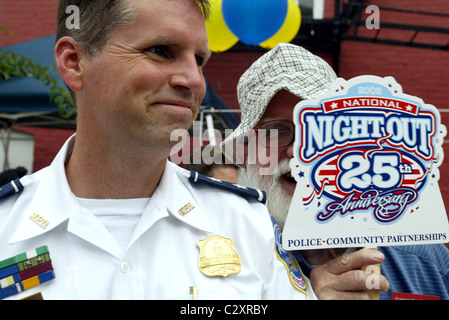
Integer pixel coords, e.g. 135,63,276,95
206,0,239,53
259,0,301,49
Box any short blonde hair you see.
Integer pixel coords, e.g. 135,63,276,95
56,0,210,56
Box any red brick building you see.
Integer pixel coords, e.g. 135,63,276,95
2,1,449,233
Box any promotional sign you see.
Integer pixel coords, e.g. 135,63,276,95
283,75,449,250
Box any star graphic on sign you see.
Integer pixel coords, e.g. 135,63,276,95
298,171,305,178
405,105,413,111
331,102,339,109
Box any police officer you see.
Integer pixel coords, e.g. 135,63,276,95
0,0,315,300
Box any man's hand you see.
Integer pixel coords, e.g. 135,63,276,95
310,248,390,300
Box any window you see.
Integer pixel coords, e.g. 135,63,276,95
298,0,324,19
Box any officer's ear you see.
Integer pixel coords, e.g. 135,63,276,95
54,36,85,92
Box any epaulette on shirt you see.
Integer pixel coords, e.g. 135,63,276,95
0,179,24,200
189,171,266,204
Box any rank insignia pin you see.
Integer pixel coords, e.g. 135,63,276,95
29,213,50,229
197,235,241,277
178,203,195,216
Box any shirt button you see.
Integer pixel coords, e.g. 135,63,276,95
120,261,130,273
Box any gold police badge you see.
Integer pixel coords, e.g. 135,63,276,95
197,235,241,277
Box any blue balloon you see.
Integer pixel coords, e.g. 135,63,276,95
222,0,288,45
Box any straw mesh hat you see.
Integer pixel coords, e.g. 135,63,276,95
222,43,337,147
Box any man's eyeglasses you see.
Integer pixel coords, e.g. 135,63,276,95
253,119,295,148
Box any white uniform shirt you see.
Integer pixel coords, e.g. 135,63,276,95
0,136,315,300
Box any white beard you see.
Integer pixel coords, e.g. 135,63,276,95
238,159,293,229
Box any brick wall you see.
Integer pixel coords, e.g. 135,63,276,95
0,0,57,46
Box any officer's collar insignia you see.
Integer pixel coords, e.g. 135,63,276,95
178,203,195,216
270,216,308,295
197,235,241,277
0,246,55,299
29,213,50,229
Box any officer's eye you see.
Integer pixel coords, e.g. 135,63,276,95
195,55,204,67
147,46,169,58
